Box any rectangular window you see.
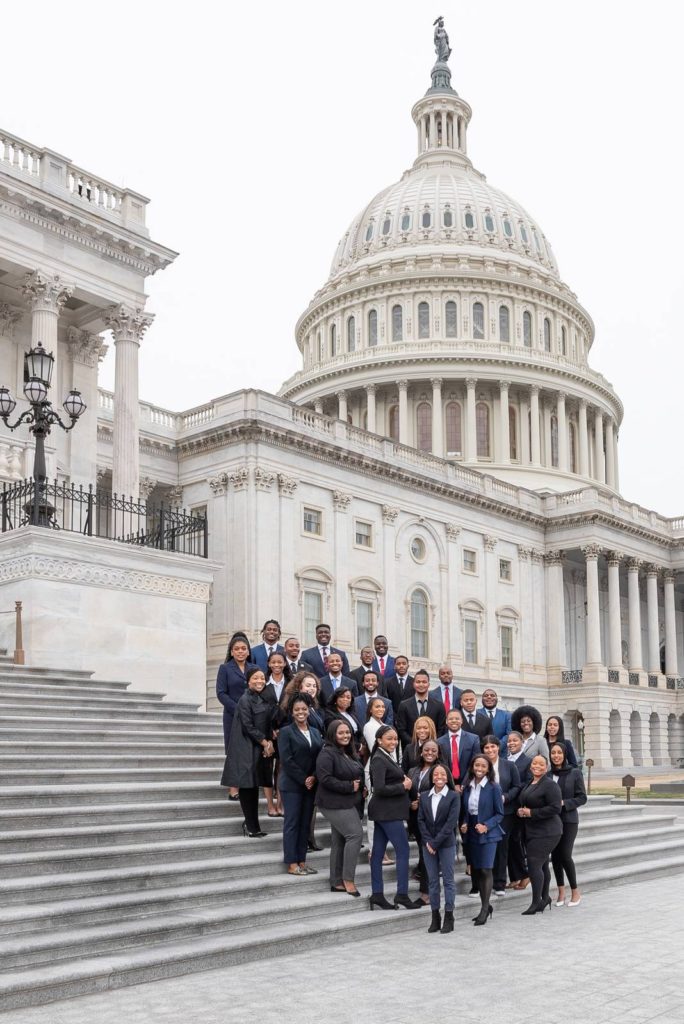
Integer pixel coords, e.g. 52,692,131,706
303,507,322,536
356,600,373,650
463,548,477,574
354,520,373,548
304,592,322,644
499,558,512,582
501,625,513,668
464,619,478,664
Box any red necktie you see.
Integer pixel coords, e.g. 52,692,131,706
379,657,385,674
444,687,450,713
450,734,460,781
322,648,329,670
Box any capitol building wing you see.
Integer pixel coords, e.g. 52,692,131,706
0,41,681,770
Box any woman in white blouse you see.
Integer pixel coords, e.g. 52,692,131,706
459,755,505,926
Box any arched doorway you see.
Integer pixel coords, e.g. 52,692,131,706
649,712,662,765
629,711,643,766
609,709,622,767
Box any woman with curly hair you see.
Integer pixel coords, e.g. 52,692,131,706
510,705,549,761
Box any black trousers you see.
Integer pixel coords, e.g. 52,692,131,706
525,832,561,905
238,787,261,833
493,813,515,890
551,821,579,888
507,816,528,882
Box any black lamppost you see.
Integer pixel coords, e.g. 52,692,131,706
0,341,86,525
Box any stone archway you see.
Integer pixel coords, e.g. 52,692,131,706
649,712,662,766
630,711,643,767
667,714,678,765
609,709,622,767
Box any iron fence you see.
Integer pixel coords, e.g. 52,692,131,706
1,479,207,558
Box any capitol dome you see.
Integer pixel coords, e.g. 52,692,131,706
280,42,623,496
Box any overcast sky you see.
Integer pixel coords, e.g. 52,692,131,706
5,1,683,513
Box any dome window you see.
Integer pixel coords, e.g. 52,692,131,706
368,309,378,347
543,318,551,352
550,416,559,467
476,402,490,458
523,311,532,347
443,210,453,228
503,217,513,238
484,213,495,233
421,210,432,229
533,229,542,252
473,302,485,340
445,300,457,338
416,403,432,452
382,217,391,236
445,401,462,455
465,211,475,229
561,325,567,356
499,305,510,343
317,331,324,361
520,224,529,244
347,316,356,353
365,222,374,242
418,302,430,339
392,304,403,342
401,212,411,231
330,323,337,355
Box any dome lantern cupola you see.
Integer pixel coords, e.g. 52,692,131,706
411,16,472,171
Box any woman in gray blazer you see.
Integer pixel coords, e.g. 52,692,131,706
511,705,549,761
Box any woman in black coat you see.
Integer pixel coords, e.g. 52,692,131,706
217,633,256,799
225,667,274,837
315,720,365,896
278,694,323,876
368,725,422,911
544,716,579,768
323,686,363,749
548,741,587,907
516,753,562,914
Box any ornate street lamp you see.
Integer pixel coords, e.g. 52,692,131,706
0,341,86,525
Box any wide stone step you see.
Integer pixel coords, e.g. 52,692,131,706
0,690,198,712
3,850,684,1011
0,754,224,769
0,680,164,701
573,836,684,870
0,700,206,721
0,725,223,743
0,798,233,830
573,822,684,854
0,766,224,785
0,781,228,809
0,667,97,682
0,740,223,755
0,714,223,734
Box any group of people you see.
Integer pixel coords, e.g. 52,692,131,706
217,621,587,930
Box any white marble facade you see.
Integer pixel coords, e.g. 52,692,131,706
0,52,682,769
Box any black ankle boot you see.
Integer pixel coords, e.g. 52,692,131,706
394,893,422,910
369,893,396,911
441,910,454,933
428,910,441,932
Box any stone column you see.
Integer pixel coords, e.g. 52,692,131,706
66,328,107,487
440,110,447,147
332,491,352,649
578,399,589,477
519,394,530,464
446,524,461,661
382,505,399,642
646,566,661,675
336,391,348,423
663,571,678,677
431,377,444,457
582,544,603,667
499,380,510,464
22,271,74,394
605,418,616,489
545,550,566,674
365,384,377,434
529,385,541,466
465,377,477,462
593,408,605,484
627,558,643,672
429,111,436,147
398,380,408,445
104,305,153,499
612,428,620,491
557,392,568,472
542,399,552,468
606,551,623,670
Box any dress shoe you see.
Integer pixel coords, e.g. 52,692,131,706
394,893,423,910
428,910,441,933
441,909,455,933
369,893,396,911
307,839,323,852
473,905,493,926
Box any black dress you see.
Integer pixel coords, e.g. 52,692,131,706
223,689,274,788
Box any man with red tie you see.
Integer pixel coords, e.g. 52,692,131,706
429,665,462,715
371,635,395,680
437,709,479,791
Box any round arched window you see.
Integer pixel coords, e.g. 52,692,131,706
410,537,427,562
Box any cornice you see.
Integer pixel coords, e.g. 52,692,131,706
544,510,676,550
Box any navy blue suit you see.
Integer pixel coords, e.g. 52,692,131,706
216,660,256,752
418,788,461,912
300,645,350,678
250,643,285,672
460,780,505,869
477,707,512,747
429,683,463,714
437,729,480,786
353,693,393,727
491,757,522,891
371,654,395,679
278,722,323,865
506,752,532,790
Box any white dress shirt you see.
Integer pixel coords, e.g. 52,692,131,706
429,786,447,819
490,757,500,784
467,777,489,814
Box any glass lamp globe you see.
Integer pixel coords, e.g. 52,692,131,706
0,386,16,418
24,342,55,387
63,390,86,419
23,378,48,405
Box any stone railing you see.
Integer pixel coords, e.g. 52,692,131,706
98,390,177,432
0,128,147,227
545,486,684,539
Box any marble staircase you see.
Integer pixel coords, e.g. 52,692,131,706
1,665,684,1010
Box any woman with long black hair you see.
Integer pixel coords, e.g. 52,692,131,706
217,632,256,799
459,754,504,926
548,741,587,907
225,666,275,837
278,693,323,876
517,753,562,914
315,720,365,896
544,716,579,767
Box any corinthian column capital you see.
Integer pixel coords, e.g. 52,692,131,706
105,305,154,346
23,271,73,313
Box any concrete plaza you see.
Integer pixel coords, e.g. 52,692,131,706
2,874,682,1024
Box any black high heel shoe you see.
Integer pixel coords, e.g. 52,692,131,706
369,893,396,911
539,897,552,913
521,901,544,915
242,823,267,838
473,905,493,926
394,893,423,910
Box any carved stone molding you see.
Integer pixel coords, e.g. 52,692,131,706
0,553,210,601
605,550,623,567
208,472,229,496
484,535,497,552
277,474,298,497
229,466,249,491
254,467,275,492
663,570,676,585
545,549,564,566
517,545,531,561
0,302,22,337
445,523,460,541
67,326,108,368
22,271,73,314
165,485,183,506
104,305,153,346
138,476,157,501
626,557,643,573
382,505,399,525
581,543,602,561
530,550,544,564
332,490,352,512
645,563,661,578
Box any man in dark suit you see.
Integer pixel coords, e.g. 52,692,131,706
459,689,489,740
482,733,522,895
282,636,315,676
476,688,512,748
301,623,350,678
371,635,395,680
396,670,446,748
349,647,387,693
318,652,358,707
437,709,480,789
353,670,393,726
385,655,414,714
250,619,285,672
429,665,462,716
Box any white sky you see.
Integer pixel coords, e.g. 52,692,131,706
4,1,683,513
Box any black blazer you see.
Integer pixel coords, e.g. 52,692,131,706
385,674,415,713
506,752,532,791
417,789,461,849
301,645,350,678
549,766,587,824
322,707,363,747
408,763,437,800
368,750,410,822
494,757,522,816
315,744,364,810
277,723,323,792
460,711,490,740
396,696,447,748
518,776,563,839
318,674,359,707
349,665,388,695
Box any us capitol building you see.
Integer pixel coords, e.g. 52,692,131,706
0,27,681,770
